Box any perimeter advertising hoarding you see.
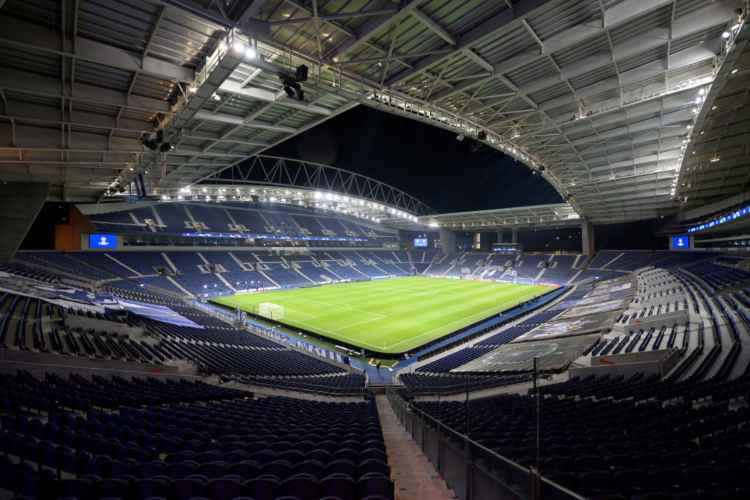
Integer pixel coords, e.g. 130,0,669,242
0,270,120,313
453,334,600,373
513,311,618,343
588,280,632,296
560,298,628,319
116,299,204,329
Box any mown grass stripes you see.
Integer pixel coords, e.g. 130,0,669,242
212,276,551,354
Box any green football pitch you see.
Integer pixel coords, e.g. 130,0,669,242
211,276,552,355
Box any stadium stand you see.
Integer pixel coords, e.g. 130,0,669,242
87,202,399,248
409,371,750,499
0,371,392,500
6,223,750,500
6,171,750,500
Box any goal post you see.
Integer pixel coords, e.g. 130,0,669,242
256,302,285,321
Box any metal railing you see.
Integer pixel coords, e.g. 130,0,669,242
386,387,586,500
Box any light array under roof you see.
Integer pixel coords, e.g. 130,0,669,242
157,185,421,226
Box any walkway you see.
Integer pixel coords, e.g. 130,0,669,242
375,395,457,500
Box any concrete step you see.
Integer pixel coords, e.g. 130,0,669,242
375,395,457,500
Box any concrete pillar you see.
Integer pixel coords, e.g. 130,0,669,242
439,228,457,256
496,230,504,244
0,182,49,263
581,220,595,256
511,228,518,244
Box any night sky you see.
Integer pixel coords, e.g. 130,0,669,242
267,105,561,213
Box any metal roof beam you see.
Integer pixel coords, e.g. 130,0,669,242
389,0,697,89
385,1,552,86
411,8,456,46
0,14,194,83
429,48,540,101
569,109,694,147
192,110,297,133
217,81,332,115
1,109,152,135
180,133,269,147
462,49,494,73
538,47,717,114
578,132,685,156
332,49,453,66
577,175,677,192
269,8,398,26
0,68,171,115
417,0,731,104
326,0,427,61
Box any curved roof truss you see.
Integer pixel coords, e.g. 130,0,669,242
183,154,432,216
0,0,743,226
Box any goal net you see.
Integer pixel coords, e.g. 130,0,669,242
256,302,285,321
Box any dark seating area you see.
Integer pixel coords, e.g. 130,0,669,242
413,372,750,499
0,286,349,381
682,261,750,292
0,371,244,412
0,371,393,500
230,373,367,396
399,372,532,394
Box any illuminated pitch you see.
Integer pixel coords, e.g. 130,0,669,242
212,276,552,355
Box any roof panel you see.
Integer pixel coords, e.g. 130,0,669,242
0,45,60,78
529,82,573,105
77,0,157,53
473,25,537,65
552,33,611,68
569,63,618,90
3,0,61,30
75,60,132,92
609,4,672,46
526,0,601,41
618,45,666,73
506,58,559,88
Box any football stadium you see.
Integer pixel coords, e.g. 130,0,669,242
0,1,749,500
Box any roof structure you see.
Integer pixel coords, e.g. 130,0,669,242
676,22,750,209
421,203,581,230
0,0,745,227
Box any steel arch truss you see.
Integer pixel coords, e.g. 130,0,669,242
203,155,432,216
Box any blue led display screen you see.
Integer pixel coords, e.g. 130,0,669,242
89,233,119,249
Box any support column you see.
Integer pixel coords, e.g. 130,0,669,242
0,182,49,263
439,228,457,257
581,220,595,256
496,230,504,244
511,228,518,244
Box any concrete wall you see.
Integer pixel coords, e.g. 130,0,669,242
439,228,457,256
0,182,48,263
